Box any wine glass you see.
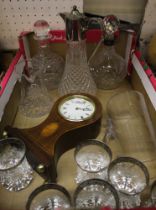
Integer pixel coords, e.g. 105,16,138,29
26,183,71,210
108,156,149,208
73,178,120,209
0,137,33,191
74,139,112,183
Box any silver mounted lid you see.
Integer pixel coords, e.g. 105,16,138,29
60,5,88,41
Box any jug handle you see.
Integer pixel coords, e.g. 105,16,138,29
86,17,104,63
85,17,104,38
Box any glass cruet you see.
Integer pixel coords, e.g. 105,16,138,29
18,67,52,118
58,6,97,96
32,20,64,92
89,15,127,90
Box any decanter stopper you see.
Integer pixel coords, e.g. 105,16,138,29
102,15,120,45
89,15,127,90
33,19,51,40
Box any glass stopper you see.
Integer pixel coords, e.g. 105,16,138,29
102,15,120,43
33,20,51,40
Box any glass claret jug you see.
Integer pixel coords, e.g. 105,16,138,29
19,69,52,118
89,15,127,89
32,20,64,92
58,6,97,96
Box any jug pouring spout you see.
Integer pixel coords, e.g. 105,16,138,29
59,12,67,22
59,5,102,41
59,5,89,41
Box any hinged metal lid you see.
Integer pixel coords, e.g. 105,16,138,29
60,5,88,41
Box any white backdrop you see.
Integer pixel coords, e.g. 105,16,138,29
0,0,83,49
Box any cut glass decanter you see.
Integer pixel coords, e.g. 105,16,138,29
32,20,64,91
89,15,127,89
58,6,96,96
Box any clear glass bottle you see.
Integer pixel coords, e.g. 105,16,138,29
58,6,96,96
19,68,52,118
32,20,64,91
89,15,127,90
18,20,65,118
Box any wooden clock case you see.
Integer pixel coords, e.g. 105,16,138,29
6,93,103,181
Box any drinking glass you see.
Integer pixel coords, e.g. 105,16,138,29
143,180,156,207
150,181,156,206
74,139,112,183
105,90,156,160
108,156,149,208
0,137,33,191
26,183,71,210
73,178,120,209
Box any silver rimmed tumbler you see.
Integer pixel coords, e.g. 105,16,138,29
74,178,120,209
26,183,71,210
108,156,149,208
74,139,112,183
0,137,33,191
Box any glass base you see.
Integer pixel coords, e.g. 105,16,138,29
0,158,33,191
19,77,52,118
75,167,108,184
19,94,52,118
32,196,70,210
75,182,118,209
119,192,141,209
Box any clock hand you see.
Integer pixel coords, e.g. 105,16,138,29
75,107,92,111
83,108,92,111
75,107,83,111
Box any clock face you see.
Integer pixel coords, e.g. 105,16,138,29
58,95,96,122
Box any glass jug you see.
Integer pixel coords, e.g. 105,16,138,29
58,6,97,96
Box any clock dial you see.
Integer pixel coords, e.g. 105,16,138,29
58,95,96,122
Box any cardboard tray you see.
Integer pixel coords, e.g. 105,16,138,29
0,30,156,210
